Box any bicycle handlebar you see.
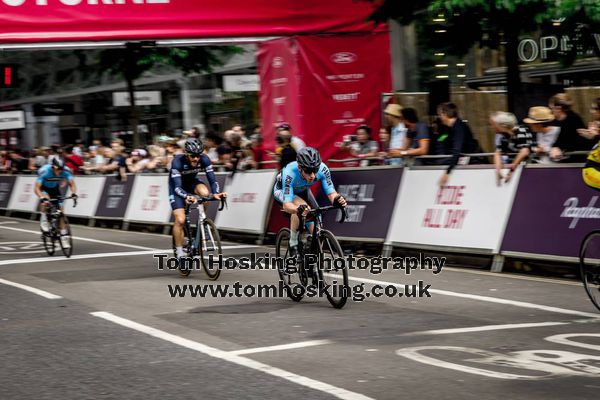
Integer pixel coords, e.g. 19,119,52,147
41,194,78,208
303,204,347,224
185,194,227,211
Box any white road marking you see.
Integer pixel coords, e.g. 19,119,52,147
0,226,155,250
334,274,600,319
0,245,257,267
545,333,600,352
406,321,571,336
443,267,583,286
0,250,169,266
0,278,62,299
0,221,17,225
91,312,373,400
229,340,333,355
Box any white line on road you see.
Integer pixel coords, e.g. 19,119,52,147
0,226,155,250
229,340,333,355
0,245,256,267
91,311,372,400
0,221,17,225
335,274,600,319
0,278,62,299
0,250,169,266
406,321,571,336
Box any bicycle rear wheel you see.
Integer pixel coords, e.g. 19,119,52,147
199,219,222,280
580,230,600,312
57,214,73,258
275,228,304,302
317,230,348,309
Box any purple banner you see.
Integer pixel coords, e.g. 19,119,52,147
0,175,16,208
95,175,136,219
501,167,599,258
315,167,403,240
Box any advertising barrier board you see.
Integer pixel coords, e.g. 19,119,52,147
385,168,521,253
501,166,600,260
7,176,38,212
215,170,276,234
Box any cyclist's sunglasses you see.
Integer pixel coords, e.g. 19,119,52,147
301,166,318,175
187,153,201,159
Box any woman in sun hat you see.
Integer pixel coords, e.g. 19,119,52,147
523,106,559,164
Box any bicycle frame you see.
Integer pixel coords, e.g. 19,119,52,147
183,196,226,254
296,205,347,277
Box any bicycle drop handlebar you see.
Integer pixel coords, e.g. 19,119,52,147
184,194,227,212
40,194,78,208
302,204,347,224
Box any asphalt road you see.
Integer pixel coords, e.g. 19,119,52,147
0,216,599,400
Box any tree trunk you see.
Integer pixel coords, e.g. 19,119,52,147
504,28,521,113
126,75,140,149
124,45,141,149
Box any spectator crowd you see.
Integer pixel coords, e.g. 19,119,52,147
1,93,599,177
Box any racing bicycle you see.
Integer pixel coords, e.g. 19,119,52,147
275,204,348,309
173,195,226,279
579,229,600,312
40,195,78,258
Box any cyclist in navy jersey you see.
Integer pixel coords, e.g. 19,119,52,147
273,147,346,257
169,139,227,260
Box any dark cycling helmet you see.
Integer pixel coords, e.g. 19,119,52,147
297,147,321,170
184,138,204,156
52,157,66,169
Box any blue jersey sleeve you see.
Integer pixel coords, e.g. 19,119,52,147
318,163,335,196
201,155,219,194
170,156,188,199
63,169,73,182
36,165,50,183
281,164,296,204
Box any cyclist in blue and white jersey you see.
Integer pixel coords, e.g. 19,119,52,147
169,138,227,260
34,158,78,244
273,147,347,257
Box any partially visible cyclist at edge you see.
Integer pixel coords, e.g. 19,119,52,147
169,138,227,262
273,147,347,258
583,140,600,191
34,157,78,248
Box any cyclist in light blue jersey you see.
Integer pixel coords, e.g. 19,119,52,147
34,158,77,241
273,147,346,257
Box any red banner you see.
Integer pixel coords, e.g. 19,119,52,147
258,32,391,161
0,0,380,43
256,38,302,151
297,33,391,160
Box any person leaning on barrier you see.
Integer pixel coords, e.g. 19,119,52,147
341,124,379,166
491,111,536,186
436,102,481,187
396,108,431,165
522,106,558,164
383,103,408,166
549,93,594,162
577,97,600,143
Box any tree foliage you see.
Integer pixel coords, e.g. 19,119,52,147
363,0,600,110
97,44,243,146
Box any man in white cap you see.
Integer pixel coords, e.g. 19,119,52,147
383,103,408,166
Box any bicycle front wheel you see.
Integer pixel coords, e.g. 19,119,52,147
275,228,304,302
580,230,600,312
42,232,56,256
57,214,73,258
317,230,348,309
200,219,222,281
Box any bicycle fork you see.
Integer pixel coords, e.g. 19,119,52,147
196,207,216,252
